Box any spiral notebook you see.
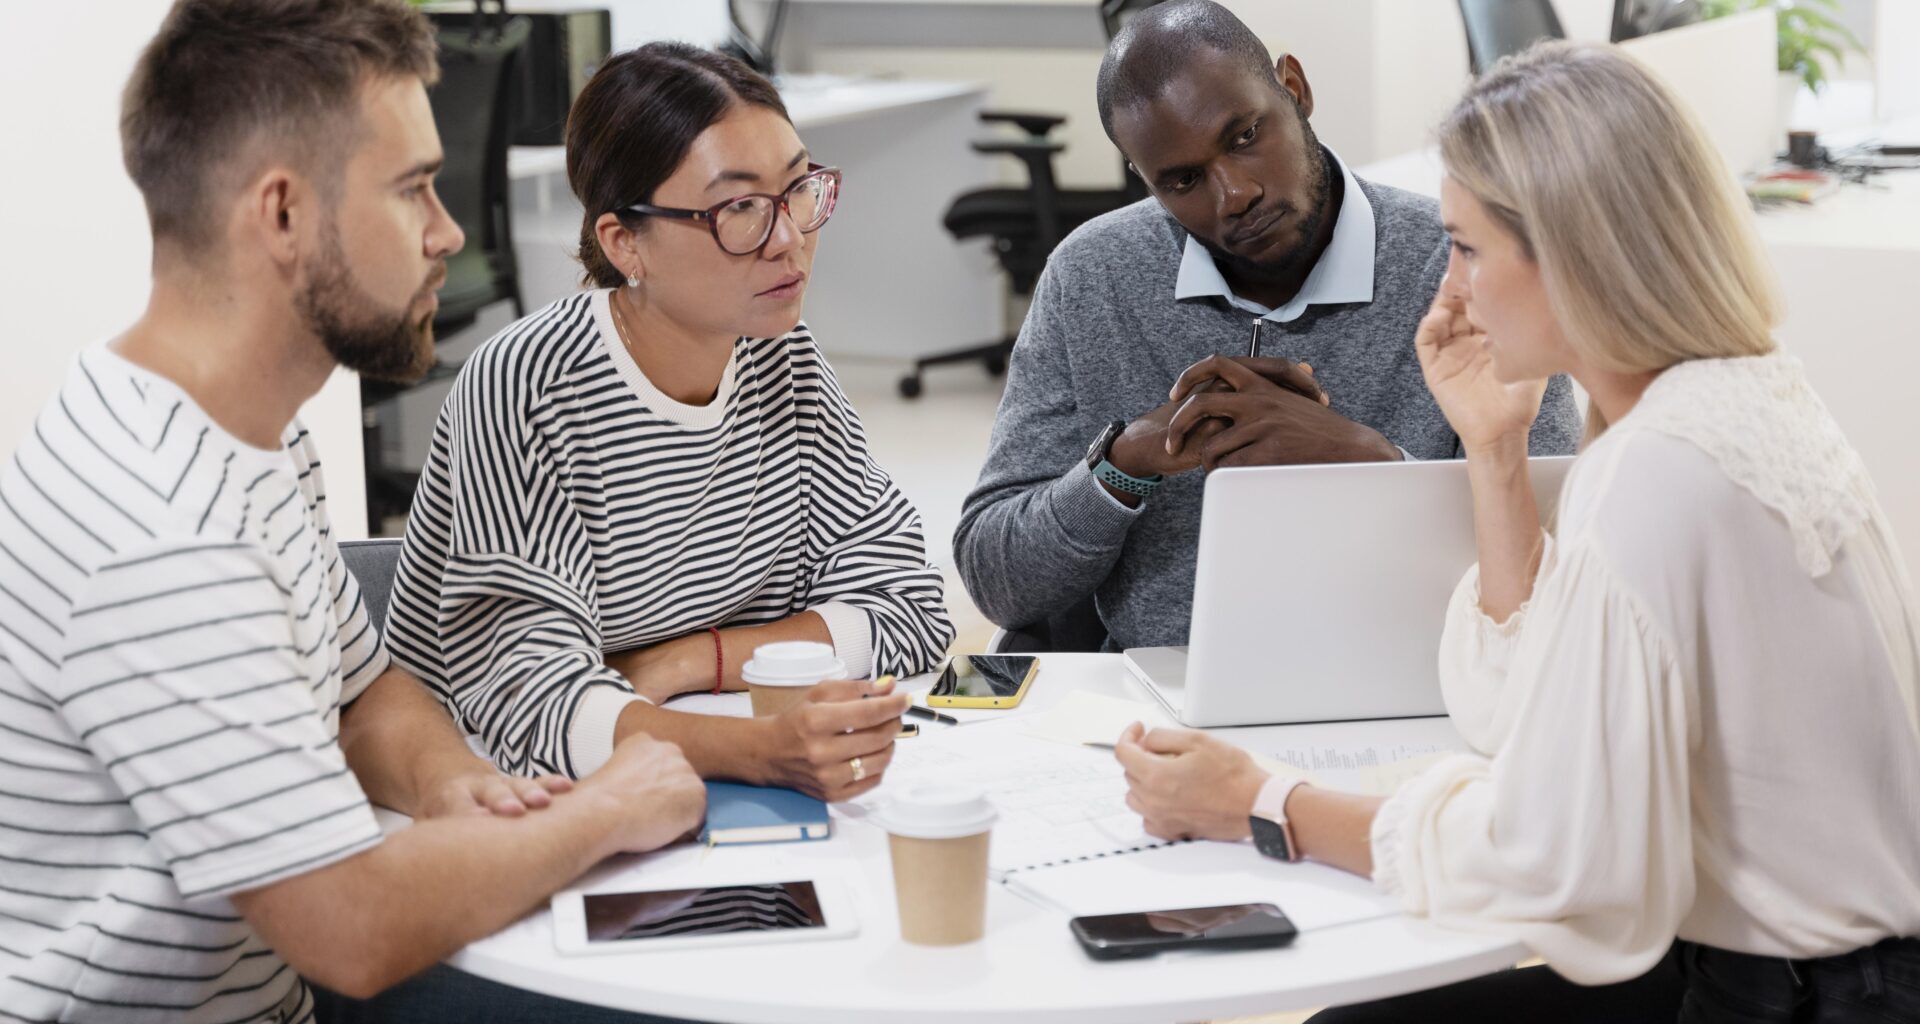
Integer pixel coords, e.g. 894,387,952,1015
1002,837,1400,932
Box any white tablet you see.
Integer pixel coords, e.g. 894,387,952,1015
551,873,858,956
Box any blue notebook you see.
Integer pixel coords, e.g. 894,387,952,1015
699,782,832,846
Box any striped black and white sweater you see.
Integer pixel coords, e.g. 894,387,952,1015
386,290,953,779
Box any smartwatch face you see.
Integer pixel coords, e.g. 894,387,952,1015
1250,815,1293,862
1087,421,1122,468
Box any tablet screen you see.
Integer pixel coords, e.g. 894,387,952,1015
584,881,825,943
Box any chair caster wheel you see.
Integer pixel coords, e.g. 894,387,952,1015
898,375,923,398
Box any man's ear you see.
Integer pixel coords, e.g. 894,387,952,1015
1274,53,1315,122
237,167,305,274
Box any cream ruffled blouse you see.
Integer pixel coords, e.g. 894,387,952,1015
1370,353,1920,984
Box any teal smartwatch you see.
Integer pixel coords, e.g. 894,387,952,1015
1085,419,1164,499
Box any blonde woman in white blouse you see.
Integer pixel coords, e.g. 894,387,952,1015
1116,41,1920,1022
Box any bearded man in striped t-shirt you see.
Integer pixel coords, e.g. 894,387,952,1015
0,2,706,1021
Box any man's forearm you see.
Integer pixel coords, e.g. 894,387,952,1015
614,700,767,784
340,668,488,816
954,468,1137,629
238,789,622,998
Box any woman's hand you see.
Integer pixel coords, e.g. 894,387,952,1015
1414,287,1546,458
1113,722,1270,842
756,678,907,802
416,762,573,820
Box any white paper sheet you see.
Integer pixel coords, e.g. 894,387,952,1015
852,725,1171,877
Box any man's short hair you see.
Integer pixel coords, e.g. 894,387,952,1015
121,0,439,254
1095,0,1280,144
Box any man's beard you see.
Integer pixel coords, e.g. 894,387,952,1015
297,222,442,385
1201,106,1334,284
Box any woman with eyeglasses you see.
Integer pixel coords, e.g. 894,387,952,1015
384,43,953,800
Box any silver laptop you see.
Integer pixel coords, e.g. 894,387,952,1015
1124,457,1574,727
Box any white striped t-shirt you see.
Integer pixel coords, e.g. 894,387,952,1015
0,345,389,1023
385,290,955,779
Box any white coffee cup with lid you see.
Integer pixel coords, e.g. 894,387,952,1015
875,784,998,945
741,641,846,716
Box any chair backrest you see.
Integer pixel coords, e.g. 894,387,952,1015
1456,0,1565,75
339,538,403,634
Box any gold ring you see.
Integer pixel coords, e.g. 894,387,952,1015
849,756,866,783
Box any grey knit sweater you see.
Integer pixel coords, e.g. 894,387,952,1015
953,181,1581,650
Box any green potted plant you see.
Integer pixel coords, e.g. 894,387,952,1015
1701,0,1864,135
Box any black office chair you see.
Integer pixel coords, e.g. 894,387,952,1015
1456,0,1565,76
362,13,531,532
898,116,1144,398
898,1,1165,399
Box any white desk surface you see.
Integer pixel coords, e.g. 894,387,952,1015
507,76,987,181
391,654,1524,1023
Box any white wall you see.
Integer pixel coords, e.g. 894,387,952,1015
1877,0,1920,120
796,0,1617,187
0,1,168,456
0,1,381,539
498,0,732,51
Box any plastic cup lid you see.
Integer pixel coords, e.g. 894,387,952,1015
875,784,997,840
741,641,846,687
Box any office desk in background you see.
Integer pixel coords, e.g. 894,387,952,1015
387,654,1526,1024
505,75,1004,362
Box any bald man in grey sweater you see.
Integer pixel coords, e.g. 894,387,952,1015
954,1,1579,651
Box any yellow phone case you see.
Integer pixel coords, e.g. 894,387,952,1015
925,655,1040,709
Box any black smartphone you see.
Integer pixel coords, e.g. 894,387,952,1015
1070,903,1298,960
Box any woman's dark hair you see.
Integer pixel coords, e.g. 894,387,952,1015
567,42,791,288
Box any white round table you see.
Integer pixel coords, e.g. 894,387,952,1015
433,654,1527,1023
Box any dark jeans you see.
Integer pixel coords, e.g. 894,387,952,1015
312,964,699,1024
1309,938,1920,1023
1678,937,1920,1023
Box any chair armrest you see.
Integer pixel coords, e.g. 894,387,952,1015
979,110,1068,137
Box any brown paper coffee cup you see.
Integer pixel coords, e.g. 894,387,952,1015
747,681,815,717
887,830,992,945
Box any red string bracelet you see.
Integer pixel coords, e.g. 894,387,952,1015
709,627,725,695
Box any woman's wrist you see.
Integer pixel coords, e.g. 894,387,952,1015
612,640,705,702
1460,432,1530,467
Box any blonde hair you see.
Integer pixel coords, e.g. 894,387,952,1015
1436,41,1779,443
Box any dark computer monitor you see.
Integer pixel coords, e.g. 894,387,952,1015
1612,0,1704,42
